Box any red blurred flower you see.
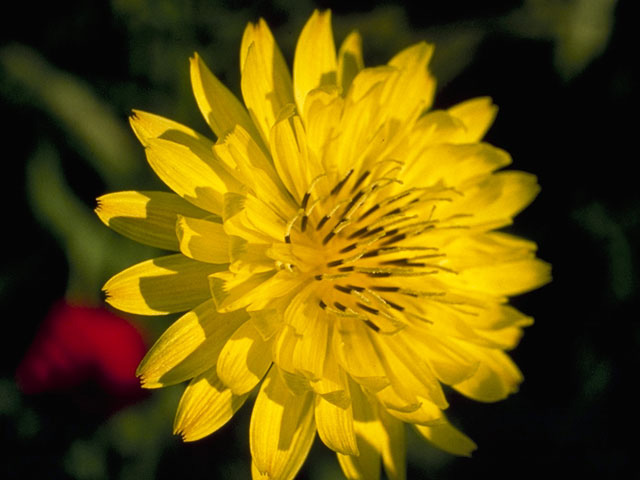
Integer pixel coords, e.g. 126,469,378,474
16,300,148,411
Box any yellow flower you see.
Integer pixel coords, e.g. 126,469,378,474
96,10,550,479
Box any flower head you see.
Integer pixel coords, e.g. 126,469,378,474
97,10,550,479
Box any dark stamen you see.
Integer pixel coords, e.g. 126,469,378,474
301,215,308,232
314,274,324,281
364,320,380,332
322,231,336,245
384,299,405,311
358,204,379,221
357,302,379,315
334,285,352,294
319,300,327,309
330,169,353,196
339,243,358,253
342,190,364,218
380,233,406,246
347,284,365,292
384,207,402,217
327,259,344,267
348,226,369,239
380,258,423,266
284,234,291,244
360,226,384,238
316,215,330,231
338,266,355,272
351,170,370,193
334,302,347,312
301,192,311,210
371,286,399,292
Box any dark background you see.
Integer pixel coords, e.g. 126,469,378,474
1,0,636,478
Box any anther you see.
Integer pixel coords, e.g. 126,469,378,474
316,215,330,231
334,285,352,294
351,170,370,193
364,320,380,332
346,284,365,292
327,259,344,267
339,243,358,253
319,300,327,309
334,302,347,312
322,231,336,245
301,192,311,210
356,302,379,315
384,299,405,311
380,233,406,246
358,204,379,221
330,169,353,196
360,226,384,238
370,286,400,292
348,226,369,239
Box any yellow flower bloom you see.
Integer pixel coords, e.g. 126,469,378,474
97,10,550,479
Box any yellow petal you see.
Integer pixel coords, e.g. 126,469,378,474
442,231,539,271
190,52,261,142
385,42,436,121
377,405,406,480
129,109,211,149
452,346,523,402
337,31,364,94
310,337,351,409
95,190,211,251
240,19,294,146
405,327,479,386
475,325,525,351
249,308,282,341
103,254,226,315
399,143,512,191
337,380,382,480
250,367,316,480
375,334,448,409
439,171,541,229
214,124,289,209
144,136,242,216
315,394,358,456
242,193,288,242
293,10,337,113
210,269,274,311
174,366,249,441
210,269,299,313
334,318,389,391
283,284,329,380
383,397,444,427
216,319,273,395
325,68,392,174
448,97,498,142
464,303,533,331
415,417,477,457
176,215,230,263
270,107,322,203
301,87,343,169
137,299,248,388
456,257,552,296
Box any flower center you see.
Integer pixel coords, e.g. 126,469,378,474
281,165,459,333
